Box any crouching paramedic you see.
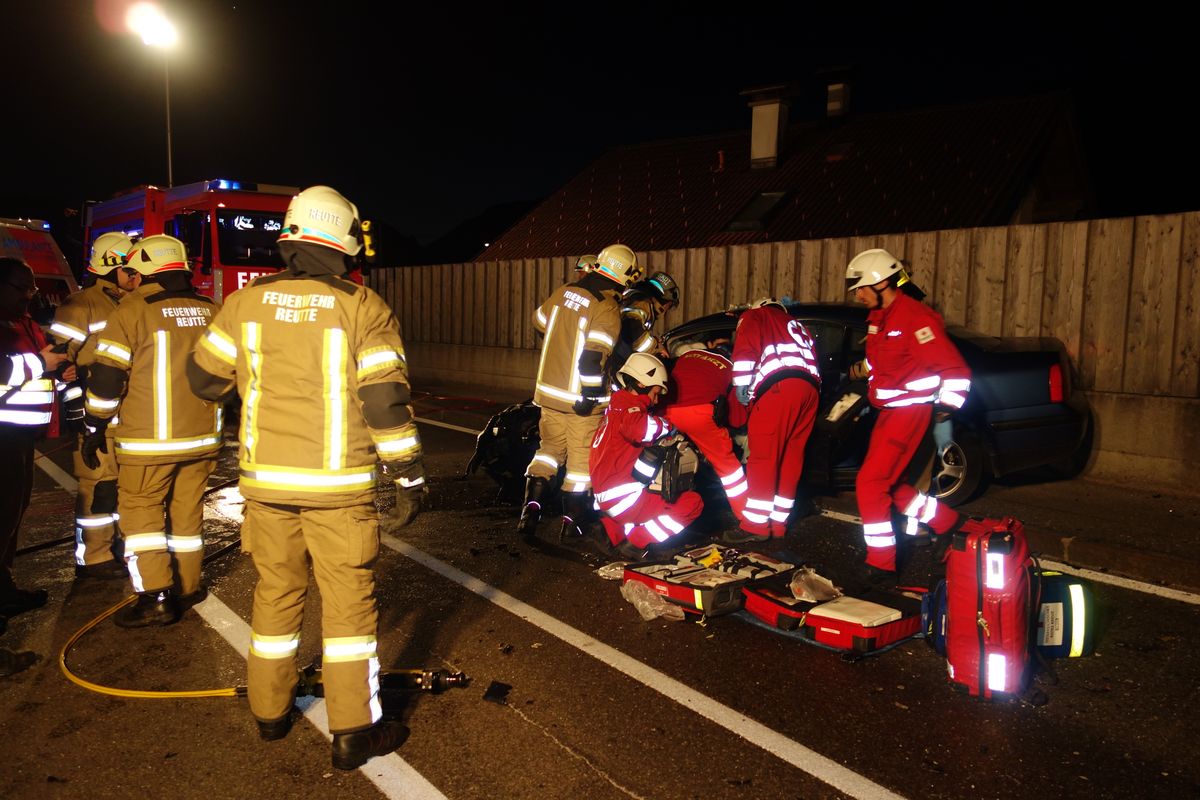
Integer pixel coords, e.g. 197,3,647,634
188,185,421,770
590,353,703,556
50,232,140,581
660,337,750,526
845,249,971,583
81,235,222,627
518,243,637,543
729,298,821,541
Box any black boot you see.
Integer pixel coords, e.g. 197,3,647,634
331,720,409,770
257,708,295,741
114,589,181,628
516,477,550,543
559,491,595,542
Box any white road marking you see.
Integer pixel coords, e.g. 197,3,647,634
199,499,448,799
413,416,482,436
382,534,905,800
33,448,78,493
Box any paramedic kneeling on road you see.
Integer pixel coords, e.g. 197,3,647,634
846,249,970,584
590,353,703,558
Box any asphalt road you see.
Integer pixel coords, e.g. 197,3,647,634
2,393,1198,800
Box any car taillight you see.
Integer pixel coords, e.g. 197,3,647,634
1048,363,1064,403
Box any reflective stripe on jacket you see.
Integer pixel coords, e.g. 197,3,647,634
1,315,53,427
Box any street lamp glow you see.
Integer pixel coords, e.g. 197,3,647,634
126,3,178,48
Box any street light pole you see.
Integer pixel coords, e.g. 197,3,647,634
163,54,173,187
127,3,178,187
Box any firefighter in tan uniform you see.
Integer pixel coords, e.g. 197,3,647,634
50,232,141,580
188,186,420,770
80,235,222,627
517,243,640,543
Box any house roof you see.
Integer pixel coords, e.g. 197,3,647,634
483,94,1071,261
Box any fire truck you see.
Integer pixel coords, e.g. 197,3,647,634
1,217,79,324
83,179,298,302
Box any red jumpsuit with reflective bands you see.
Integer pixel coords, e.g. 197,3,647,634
856,292,972,571
590,390,703,550
662,347,749,524
731,306,821,538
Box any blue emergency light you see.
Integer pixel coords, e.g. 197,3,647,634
210,179,243,191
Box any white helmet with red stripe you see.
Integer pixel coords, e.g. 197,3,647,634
125,234,189,275
278,185,362,256
88,232,133,275
845,248,909,290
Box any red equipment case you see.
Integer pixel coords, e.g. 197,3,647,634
944,516,1035,699
621,545,793,617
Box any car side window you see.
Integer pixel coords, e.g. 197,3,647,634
801,321,845,367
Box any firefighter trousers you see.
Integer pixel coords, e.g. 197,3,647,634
117,458,215,595
72,431,121,567
743,379,819,537
599,488,705,549
855,405,960,571
526,406,601,495
244,500,382,734
664,403,749,524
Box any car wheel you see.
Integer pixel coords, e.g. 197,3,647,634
932,427,985,506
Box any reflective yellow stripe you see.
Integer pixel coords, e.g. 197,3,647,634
322,635,377,663
250,632,300,659
242,322,262,464
1068,583,1086,657
356,346,403,379
115,435,222,456
96,339,131,365
323,328,348,471
238,462,376,493
200,328,237,365
155,330,171,440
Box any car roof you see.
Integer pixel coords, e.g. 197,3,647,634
664,302,867,341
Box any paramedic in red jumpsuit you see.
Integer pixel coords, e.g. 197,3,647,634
590,352,703,555
846,249,971,580
661,338,750,527
730,299,821,540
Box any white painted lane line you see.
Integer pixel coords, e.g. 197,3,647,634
1037,559,1200,606
33,448,78,493
815,508,1200,604
382,534,905,800
199,501,448,799
413,416,483,436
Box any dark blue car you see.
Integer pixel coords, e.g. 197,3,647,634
663,302,1092,505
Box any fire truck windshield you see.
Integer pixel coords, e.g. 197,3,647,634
216,210,286,268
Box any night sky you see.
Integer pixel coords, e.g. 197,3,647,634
4,1,1196,255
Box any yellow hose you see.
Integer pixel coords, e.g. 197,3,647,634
59,595,242,699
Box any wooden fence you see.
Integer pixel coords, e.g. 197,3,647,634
368,211,1200,399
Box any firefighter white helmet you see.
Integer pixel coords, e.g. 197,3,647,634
125,234,189,276
618,352,668,391
595,243,642,287
845,248,907,291
278,185,362,256
749,296,784,310
88,232,133,275
576,254,598,272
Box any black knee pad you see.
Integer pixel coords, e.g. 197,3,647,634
92,480,118,514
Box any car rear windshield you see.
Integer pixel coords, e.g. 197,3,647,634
215,210,285,268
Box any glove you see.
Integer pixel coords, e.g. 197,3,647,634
572,397,597,416
80,416,109,470
381,459,428,532
734,385,751,406
848,359,870,381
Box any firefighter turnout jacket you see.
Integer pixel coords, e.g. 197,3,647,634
188,272,421,507
86,283,223,463
863,292,971,410
533,273,622,413
731,304,821,402
50,282,124,363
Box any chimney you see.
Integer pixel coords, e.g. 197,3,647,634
740,84,792,170
817,66,854,120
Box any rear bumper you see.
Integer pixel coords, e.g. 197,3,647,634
982,398,1089,476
